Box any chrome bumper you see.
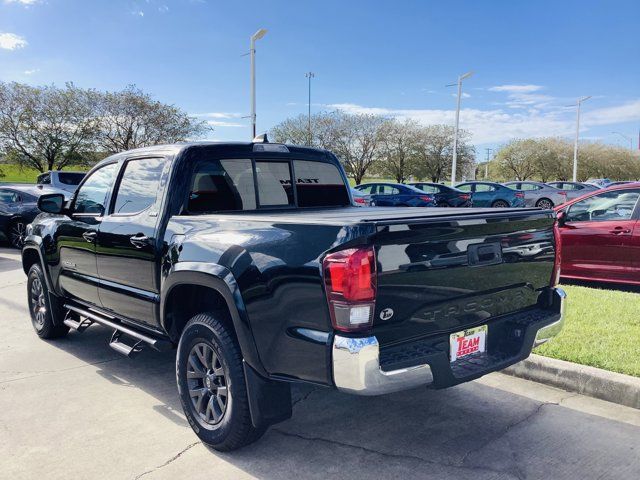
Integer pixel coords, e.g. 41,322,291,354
332,287,567,395
332,336,433,395
534,287,567,347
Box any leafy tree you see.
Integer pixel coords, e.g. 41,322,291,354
0,82,99,172
95,85,210,153
271,111,386,184
413,124,475,183
375,119,421,183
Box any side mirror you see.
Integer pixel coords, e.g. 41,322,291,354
38,193,66,214
556,210,567,227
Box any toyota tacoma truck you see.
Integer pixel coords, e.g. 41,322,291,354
22,138,566,451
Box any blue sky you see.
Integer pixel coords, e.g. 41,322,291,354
1,0,639,156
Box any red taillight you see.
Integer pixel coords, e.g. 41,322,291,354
419,196,433,203
459,194,471,200
323,246,377,332
559,191,567,196
354,197,366,205
551,221,562,286
515,192,525,198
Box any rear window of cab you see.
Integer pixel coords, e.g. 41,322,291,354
186,158,349,214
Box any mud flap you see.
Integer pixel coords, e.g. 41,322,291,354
243,361,292,429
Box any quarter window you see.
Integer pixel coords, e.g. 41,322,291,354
74,163,119,215
475,184,495,192
566,190,640,222
113,158,165,215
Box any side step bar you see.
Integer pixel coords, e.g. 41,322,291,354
64,304,172,357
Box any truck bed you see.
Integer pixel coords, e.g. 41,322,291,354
190,205,549,225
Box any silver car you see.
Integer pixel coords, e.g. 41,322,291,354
503,181,568,209
546,181,600,201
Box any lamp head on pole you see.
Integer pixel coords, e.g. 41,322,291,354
252,28,268,41
460,71,474,81
578,95,592,104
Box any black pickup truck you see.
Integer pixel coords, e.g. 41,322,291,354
22,139,566,451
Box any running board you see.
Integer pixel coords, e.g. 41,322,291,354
63,304,172,356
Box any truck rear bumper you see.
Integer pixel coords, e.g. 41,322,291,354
332,287,566,395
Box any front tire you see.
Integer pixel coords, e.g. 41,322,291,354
27,264,69,339
176,313,265,451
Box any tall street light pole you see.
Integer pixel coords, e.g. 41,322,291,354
612,131,633,151
572,95,591,182
305,72,315,146
447,71,474,185
250,28,268,139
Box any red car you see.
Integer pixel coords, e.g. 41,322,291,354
554,184,640,285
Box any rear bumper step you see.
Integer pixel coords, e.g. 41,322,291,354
332,287,566,395
64,304,172,356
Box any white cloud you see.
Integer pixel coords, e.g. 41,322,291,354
158,5,169,13
325,99,640,145
488,84,544,93
0,32,27,50
132,10,144,17
23,68,39,75
4,0,40,5
206,120,244,128
583,99,640,127
451,92,471,99
193,112,242,119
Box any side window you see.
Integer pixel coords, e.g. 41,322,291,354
520,184,537,191
37,173,51,185
378,185,400,195
187,159,256,213
255,161,294,207
566,190,640,222
416,184,438,193
294,160,349,207
356,185,375,194
457,184,472,192
74,163,119,215
112,158,165,215
475,184,494,192
0,190,18,203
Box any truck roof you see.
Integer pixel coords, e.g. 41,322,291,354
96,141,334,166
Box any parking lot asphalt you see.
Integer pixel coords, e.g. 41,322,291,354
1,246,639,480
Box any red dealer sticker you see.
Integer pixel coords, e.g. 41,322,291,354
449,325,488,362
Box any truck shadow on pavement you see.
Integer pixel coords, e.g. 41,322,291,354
44,324,640,480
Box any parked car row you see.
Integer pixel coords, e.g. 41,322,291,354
1,170,85,248
352,180,616,210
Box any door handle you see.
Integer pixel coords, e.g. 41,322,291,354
82,231,97,243
609,227,631,234
129,234,150,248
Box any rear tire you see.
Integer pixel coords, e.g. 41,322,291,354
176,312,265,451
535,198,554,209
27,264,69,339
492,200,509,208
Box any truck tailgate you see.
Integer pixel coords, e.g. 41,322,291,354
368,209,556,347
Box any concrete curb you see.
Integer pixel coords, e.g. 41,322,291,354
503,354,640,409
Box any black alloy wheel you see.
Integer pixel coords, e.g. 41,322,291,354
187,342,229,425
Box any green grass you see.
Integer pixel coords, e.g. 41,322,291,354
0,164,89,183
535,284,640,377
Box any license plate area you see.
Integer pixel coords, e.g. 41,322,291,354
450,325,487,362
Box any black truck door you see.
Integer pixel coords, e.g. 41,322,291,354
95,156,168,328
57,162,119,306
